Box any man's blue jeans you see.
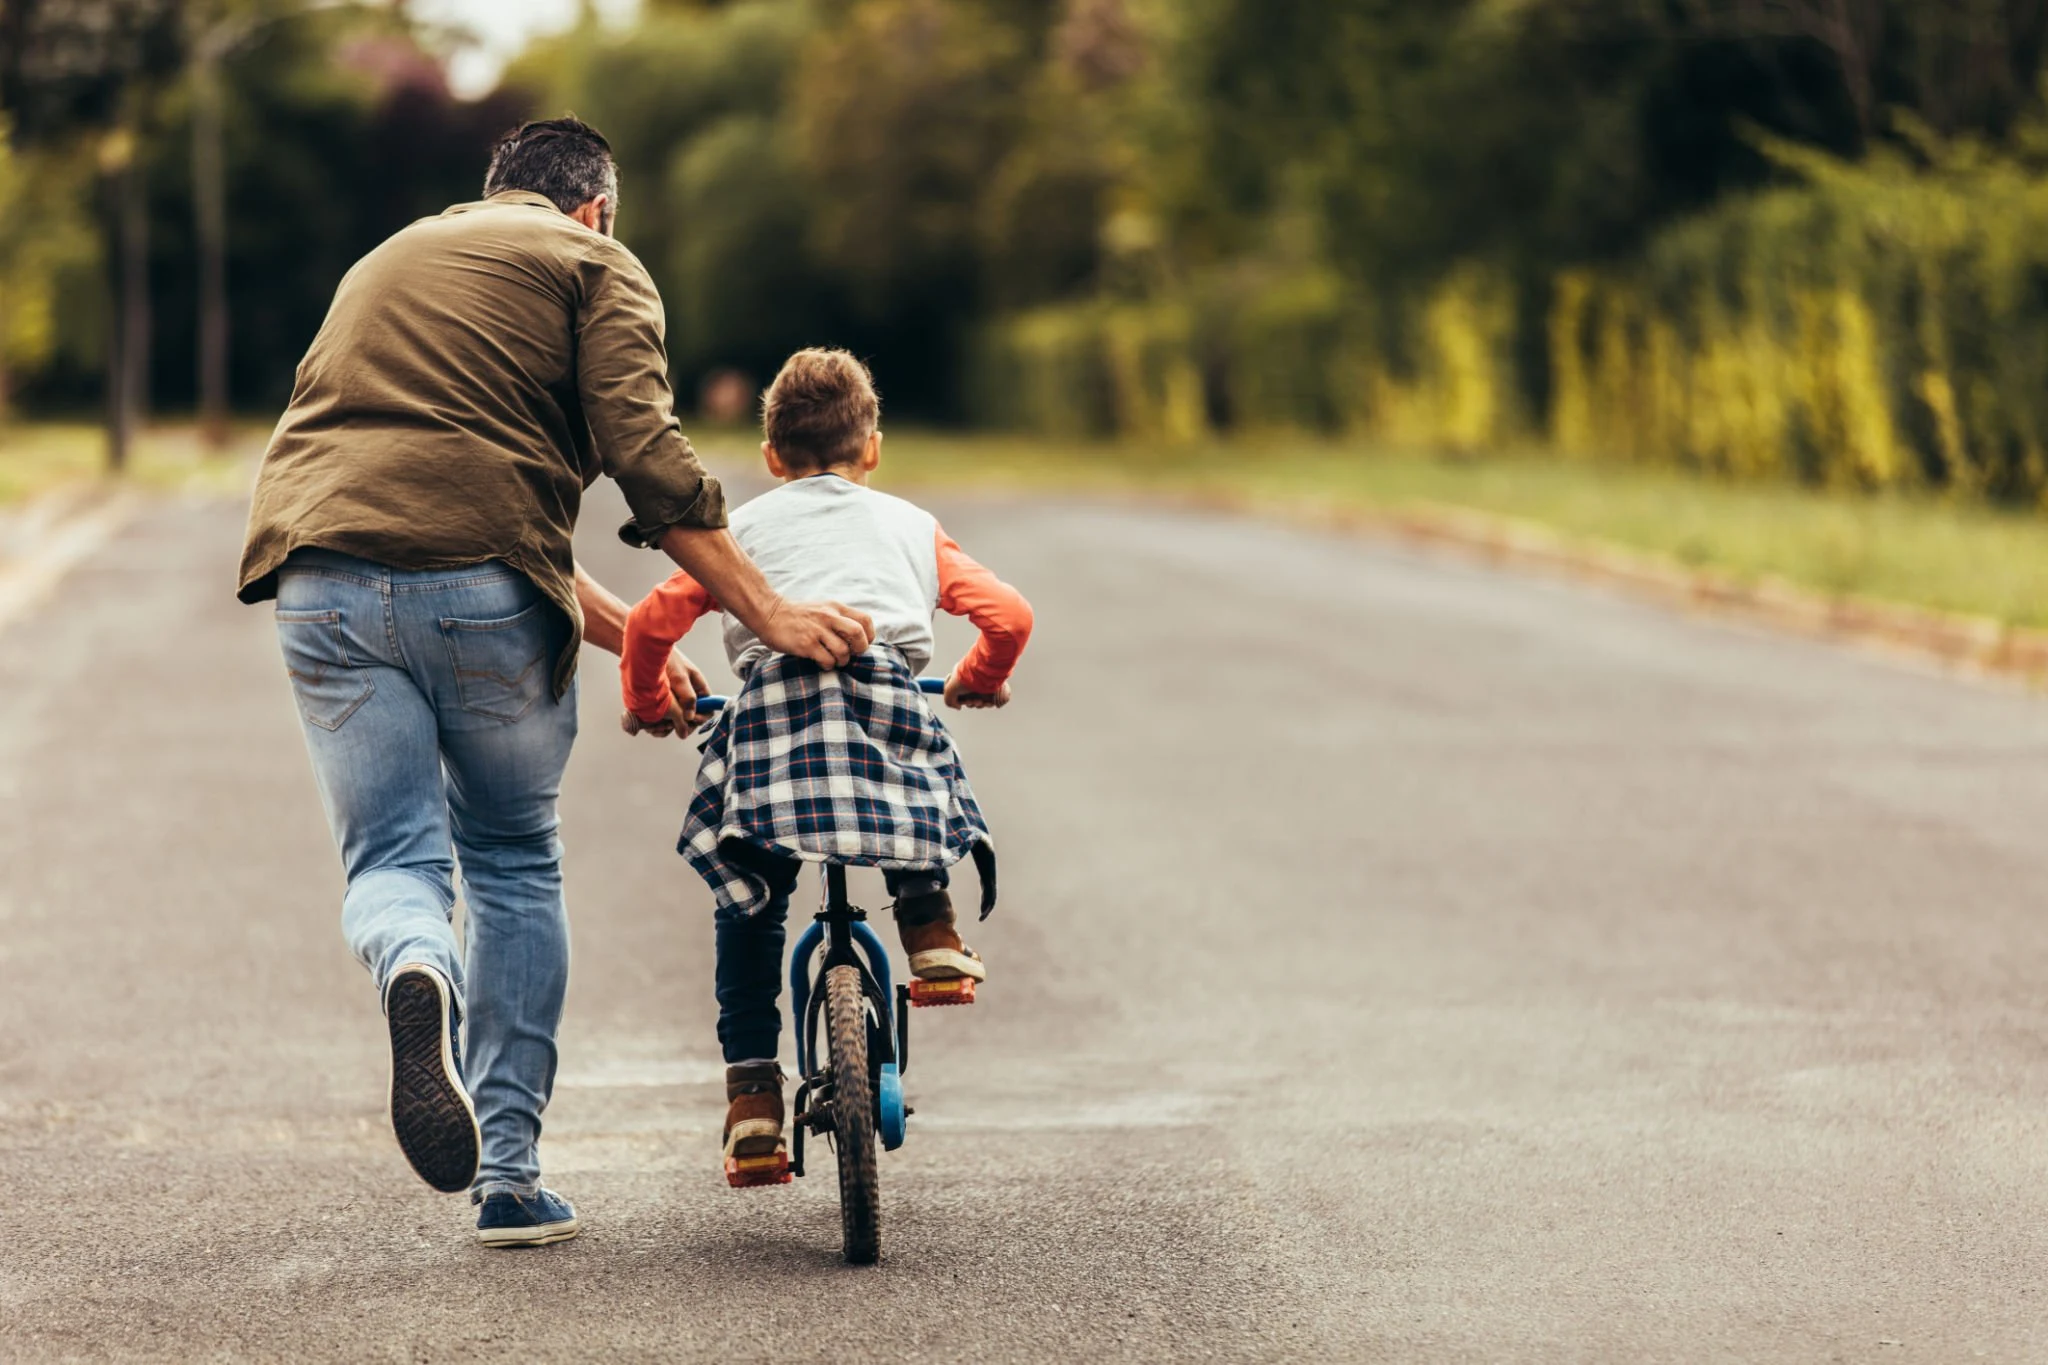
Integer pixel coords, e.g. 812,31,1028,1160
274,550,577,1198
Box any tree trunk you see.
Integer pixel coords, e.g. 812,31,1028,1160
1823,0,1884,144
102,164,129,475
193,46,230,451
102,142,149,476
119,149,150,468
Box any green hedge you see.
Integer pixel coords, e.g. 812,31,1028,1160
973,152,2048,507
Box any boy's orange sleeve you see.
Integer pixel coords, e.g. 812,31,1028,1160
935,525,1033,694
621,571,721,723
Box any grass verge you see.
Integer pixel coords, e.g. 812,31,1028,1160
18,419,2029,636
726,430,2048,633
0,422,261,507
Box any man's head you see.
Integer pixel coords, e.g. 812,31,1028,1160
483,116,619,236
761,348,882,481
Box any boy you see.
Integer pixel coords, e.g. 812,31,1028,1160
619,348,1033,1178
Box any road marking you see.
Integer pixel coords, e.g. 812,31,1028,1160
912,1091,1215,1132
555,1055,728,1089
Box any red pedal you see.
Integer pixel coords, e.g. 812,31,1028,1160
725,1151,792,1187
908,977,977,1007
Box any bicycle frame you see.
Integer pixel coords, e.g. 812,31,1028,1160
788,864,912,1178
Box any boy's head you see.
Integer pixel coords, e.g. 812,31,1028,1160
761,348,881,480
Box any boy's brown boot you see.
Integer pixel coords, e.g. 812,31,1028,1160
723,1061,786,1162
893,889,987,984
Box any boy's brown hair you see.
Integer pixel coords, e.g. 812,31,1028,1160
761,348,879,471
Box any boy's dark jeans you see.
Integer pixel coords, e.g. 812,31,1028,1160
714,841,949,1065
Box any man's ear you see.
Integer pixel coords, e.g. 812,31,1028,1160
762,441,788,479
861,429,882,473
569,195,610,233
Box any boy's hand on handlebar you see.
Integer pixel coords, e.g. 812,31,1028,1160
944,672,1011,710
760,599,875,669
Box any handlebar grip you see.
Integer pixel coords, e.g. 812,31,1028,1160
693,676,946,714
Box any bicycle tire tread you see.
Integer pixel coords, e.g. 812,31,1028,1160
825,964,881,1264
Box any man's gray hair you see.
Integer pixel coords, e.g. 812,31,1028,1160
483,117,619,229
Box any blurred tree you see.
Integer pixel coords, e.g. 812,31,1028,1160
0,123,96,422
189,14,234,449
181,0,300,451
975,0,1157,312
102,122,149,470
666,114,843,383
1,3,526,424
0,0,182,466
502,0,833,402
791,0,1034,411
174,12,524,412
794,0,1021,315
505,0,808,321
0,0,182,141
444,0,1136,415
1182,0,2048,290
16,0,2048,455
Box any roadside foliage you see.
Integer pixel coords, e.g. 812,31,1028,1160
12,0,2048,509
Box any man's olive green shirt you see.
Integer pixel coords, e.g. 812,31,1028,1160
237,190,727,694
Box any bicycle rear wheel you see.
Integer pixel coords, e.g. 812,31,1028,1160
824,964,880,1264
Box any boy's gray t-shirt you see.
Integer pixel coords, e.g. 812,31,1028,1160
722,474,943,677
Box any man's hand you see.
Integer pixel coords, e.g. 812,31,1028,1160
944,671,1012,711
758,599,875,669
620,648,709,740
621,705,685,738
657,527,874,669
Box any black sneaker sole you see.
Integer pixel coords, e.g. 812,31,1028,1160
385,967,480,1194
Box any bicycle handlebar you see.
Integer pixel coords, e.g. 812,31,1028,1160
691,676,947,714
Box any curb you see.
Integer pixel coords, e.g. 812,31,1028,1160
1175,489,2048,686
0,483,143,637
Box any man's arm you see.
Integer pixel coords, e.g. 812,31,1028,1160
574,562,709,736
574,244,728,545
574,563,631,655
572,247,873,667
655,525,873,667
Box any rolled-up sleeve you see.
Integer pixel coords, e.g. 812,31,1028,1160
574,242,729,546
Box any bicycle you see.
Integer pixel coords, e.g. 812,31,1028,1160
692,676,969,1264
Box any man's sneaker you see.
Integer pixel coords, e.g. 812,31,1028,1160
723,1061,790,1187
893,889,987,984
383,964,480,1194
476,1188,580,1248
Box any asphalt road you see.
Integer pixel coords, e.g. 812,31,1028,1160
7,472,2048,1361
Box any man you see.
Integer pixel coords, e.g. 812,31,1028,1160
237,117,873,1247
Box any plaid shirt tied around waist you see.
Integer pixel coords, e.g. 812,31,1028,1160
681,649,998,919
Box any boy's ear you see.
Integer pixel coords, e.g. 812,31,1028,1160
762,441,787,479
861,429,882,472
